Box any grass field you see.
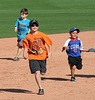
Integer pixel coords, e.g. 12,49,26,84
0,0,95,38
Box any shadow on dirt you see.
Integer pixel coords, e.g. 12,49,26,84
0,57,24,61
0,58,14,60
0,89,35,94
67,74,95,78
41,77,70,81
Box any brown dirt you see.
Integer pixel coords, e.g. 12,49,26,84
0,31,95,100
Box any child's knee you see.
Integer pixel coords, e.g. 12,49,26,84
40,72,45,75
18,46,23,48
77,65,82,70
35,71,40,75
77,67,82,70
70,65,76,70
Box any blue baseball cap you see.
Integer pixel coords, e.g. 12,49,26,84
69,28,80,33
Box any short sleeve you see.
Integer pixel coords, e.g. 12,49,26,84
42,34,53,46
23,36,29,48
27,20,30,27
15,19,19,27
63,39,70,47
79,40,83,51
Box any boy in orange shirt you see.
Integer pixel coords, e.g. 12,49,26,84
23,20,53,95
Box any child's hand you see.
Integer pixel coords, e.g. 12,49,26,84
65,46,70,50
14,27,17,32
62,47,65,52
27,29,30,34
14,29,17,32
23,53,28,60
47,52,52,58
62,46,69,52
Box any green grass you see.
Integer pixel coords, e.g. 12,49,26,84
0,0,95,38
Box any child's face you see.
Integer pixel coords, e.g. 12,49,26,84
20,13,28,19
70,30,78,40
30,24,39,32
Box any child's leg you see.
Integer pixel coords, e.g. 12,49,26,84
29,60,45,95
35,71,43,89
40,73,45,75
16,39,23,57
14,39,23,61
14,47,22,61
16,47,22,57
70,65,77,81
70,65,76,77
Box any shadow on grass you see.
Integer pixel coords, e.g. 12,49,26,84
67,74,95,78
0,88,35,94
41,77,70,81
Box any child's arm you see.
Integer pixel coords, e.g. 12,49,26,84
80,40,83,56
62,46,69,52
62,39,70,52
14,27,17,32
23,48,28,60
80,50,84,59
46,44,52,58
23,37,29,60
42,34,53,58
48,45,52,58
27,29,30,34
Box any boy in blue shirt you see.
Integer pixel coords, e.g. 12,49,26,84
14,8,30,61
62,28,83,81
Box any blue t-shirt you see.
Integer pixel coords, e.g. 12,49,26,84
15,18,30,39
63,37,83,57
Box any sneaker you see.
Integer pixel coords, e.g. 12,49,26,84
71,77,76,82
13,57,19,61
38,89,44,95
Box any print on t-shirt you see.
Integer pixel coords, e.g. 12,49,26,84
27,38,43,55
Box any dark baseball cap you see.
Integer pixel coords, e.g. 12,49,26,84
69,28,80,33
29,20,39,27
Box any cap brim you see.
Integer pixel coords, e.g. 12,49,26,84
70,28,80,33
29,20,39,27
29,22,39,27
75,29,80,33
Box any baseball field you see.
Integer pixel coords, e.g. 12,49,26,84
0,0,95,100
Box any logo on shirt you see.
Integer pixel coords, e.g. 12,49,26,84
70,44,79,49
19,23,27,27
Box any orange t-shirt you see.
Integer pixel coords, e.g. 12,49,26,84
23,31,53,60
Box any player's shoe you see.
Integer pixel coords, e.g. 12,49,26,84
71,77,76,82
38,89,44,95
13,57,19,61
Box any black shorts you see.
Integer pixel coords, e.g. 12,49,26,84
29,59,47,74
68,56,82,70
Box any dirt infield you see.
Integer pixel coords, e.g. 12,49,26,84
0,31,95,100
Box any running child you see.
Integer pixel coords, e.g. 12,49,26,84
62,28,83,81
14,8,30,61
23,20,53,95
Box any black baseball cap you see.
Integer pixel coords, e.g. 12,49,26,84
29,20,39,27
